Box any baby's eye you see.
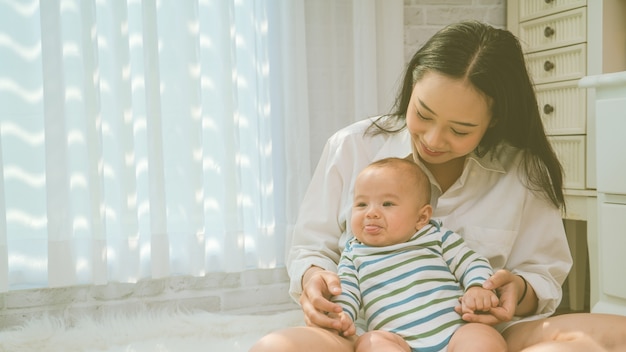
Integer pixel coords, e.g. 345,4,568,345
355,202,367,208
382,201,394,207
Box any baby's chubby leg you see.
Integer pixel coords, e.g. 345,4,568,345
354,330,411,352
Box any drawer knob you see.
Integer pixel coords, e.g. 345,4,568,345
544,26,555,38
543,104,554,114
544,60,555,71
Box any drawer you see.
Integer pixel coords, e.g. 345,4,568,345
519,0,586,22
526,44,586,84
519,8,586,53
599,201,626,299
549,135,585,189
535,80,586,135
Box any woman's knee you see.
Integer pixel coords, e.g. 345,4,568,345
448,323,507,352
249,329,295,352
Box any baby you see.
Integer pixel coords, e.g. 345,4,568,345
331,157,499,352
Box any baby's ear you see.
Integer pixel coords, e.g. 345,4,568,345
416,204,433,229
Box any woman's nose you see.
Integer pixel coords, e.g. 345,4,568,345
424,127,444,149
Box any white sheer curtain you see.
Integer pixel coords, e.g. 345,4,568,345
0,0,403,292
304,0,404,167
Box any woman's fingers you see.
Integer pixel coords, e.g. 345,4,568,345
458,304,513,325
302,302,343,330
300,270,343,330
483,269,514,290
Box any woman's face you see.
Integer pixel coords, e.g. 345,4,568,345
406,71,493,165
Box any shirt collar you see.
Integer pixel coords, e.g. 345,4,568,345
410,140,507,174
465,147,507,174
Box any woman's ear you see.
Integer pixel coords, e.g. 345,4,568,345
416,204,433,230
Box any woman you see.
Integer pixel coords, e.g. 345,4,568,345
250,21,626,351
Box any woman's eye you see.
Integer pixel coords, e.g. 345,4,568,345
417,107,470,136
417,111,431,121
452,129,470,136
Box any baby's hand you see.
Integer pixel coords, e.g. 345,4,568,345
327,311,357,337
460,286,499,314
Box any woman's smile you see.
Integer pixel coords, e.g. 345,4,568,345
419,141,445,157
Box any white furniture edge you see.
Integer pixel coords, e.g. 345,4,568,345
579,71,626,88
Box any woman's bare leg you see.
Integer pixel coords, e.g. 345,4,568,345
249,326,355,352
448,323,507,352
503,313,626,352
354,330,411,352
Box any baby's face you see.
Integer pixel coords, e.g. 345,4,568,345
350,166,427,247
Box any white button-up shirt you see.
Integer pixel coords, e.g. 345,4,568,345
287,117,572,330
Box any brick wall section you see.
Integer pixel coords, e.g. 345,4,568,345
404,0,507,63
0,2,507,328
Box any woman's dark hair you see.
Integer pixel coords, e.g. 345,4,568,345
370,20,564,209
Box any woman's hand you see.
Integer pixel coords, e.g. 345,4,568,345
456,269,532,325
299,266,344,331
327,311,357,337
459,286,500,314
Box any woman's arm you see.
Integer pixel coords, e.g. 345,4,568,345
460,189,572,326
286,137,348,301
506,188,572,316
512,273,536,316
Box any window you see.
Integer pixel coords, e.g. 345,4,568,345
0,0,306,291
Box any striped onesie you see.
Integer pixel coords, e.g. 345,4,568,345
333,220,494,352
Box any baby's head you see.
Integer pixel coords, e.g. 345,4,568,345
351,157,432,247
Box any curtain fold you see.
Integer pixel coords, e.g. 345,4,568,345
304,0,405,168
0,0,403,292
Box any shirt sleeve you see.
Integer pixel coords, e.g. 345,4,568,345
439,227,494,290
332,247,361,322
508,189,573,317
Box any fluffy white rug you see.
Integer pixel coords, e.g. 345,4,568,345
0,309,304,352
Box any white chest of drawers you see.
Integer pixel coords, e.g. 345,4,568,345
508,0,626,313
510,0,591,192
579,71,626,316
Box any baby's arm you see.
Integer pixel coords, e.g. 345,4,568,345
331,246,361,336
460,286,499,314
